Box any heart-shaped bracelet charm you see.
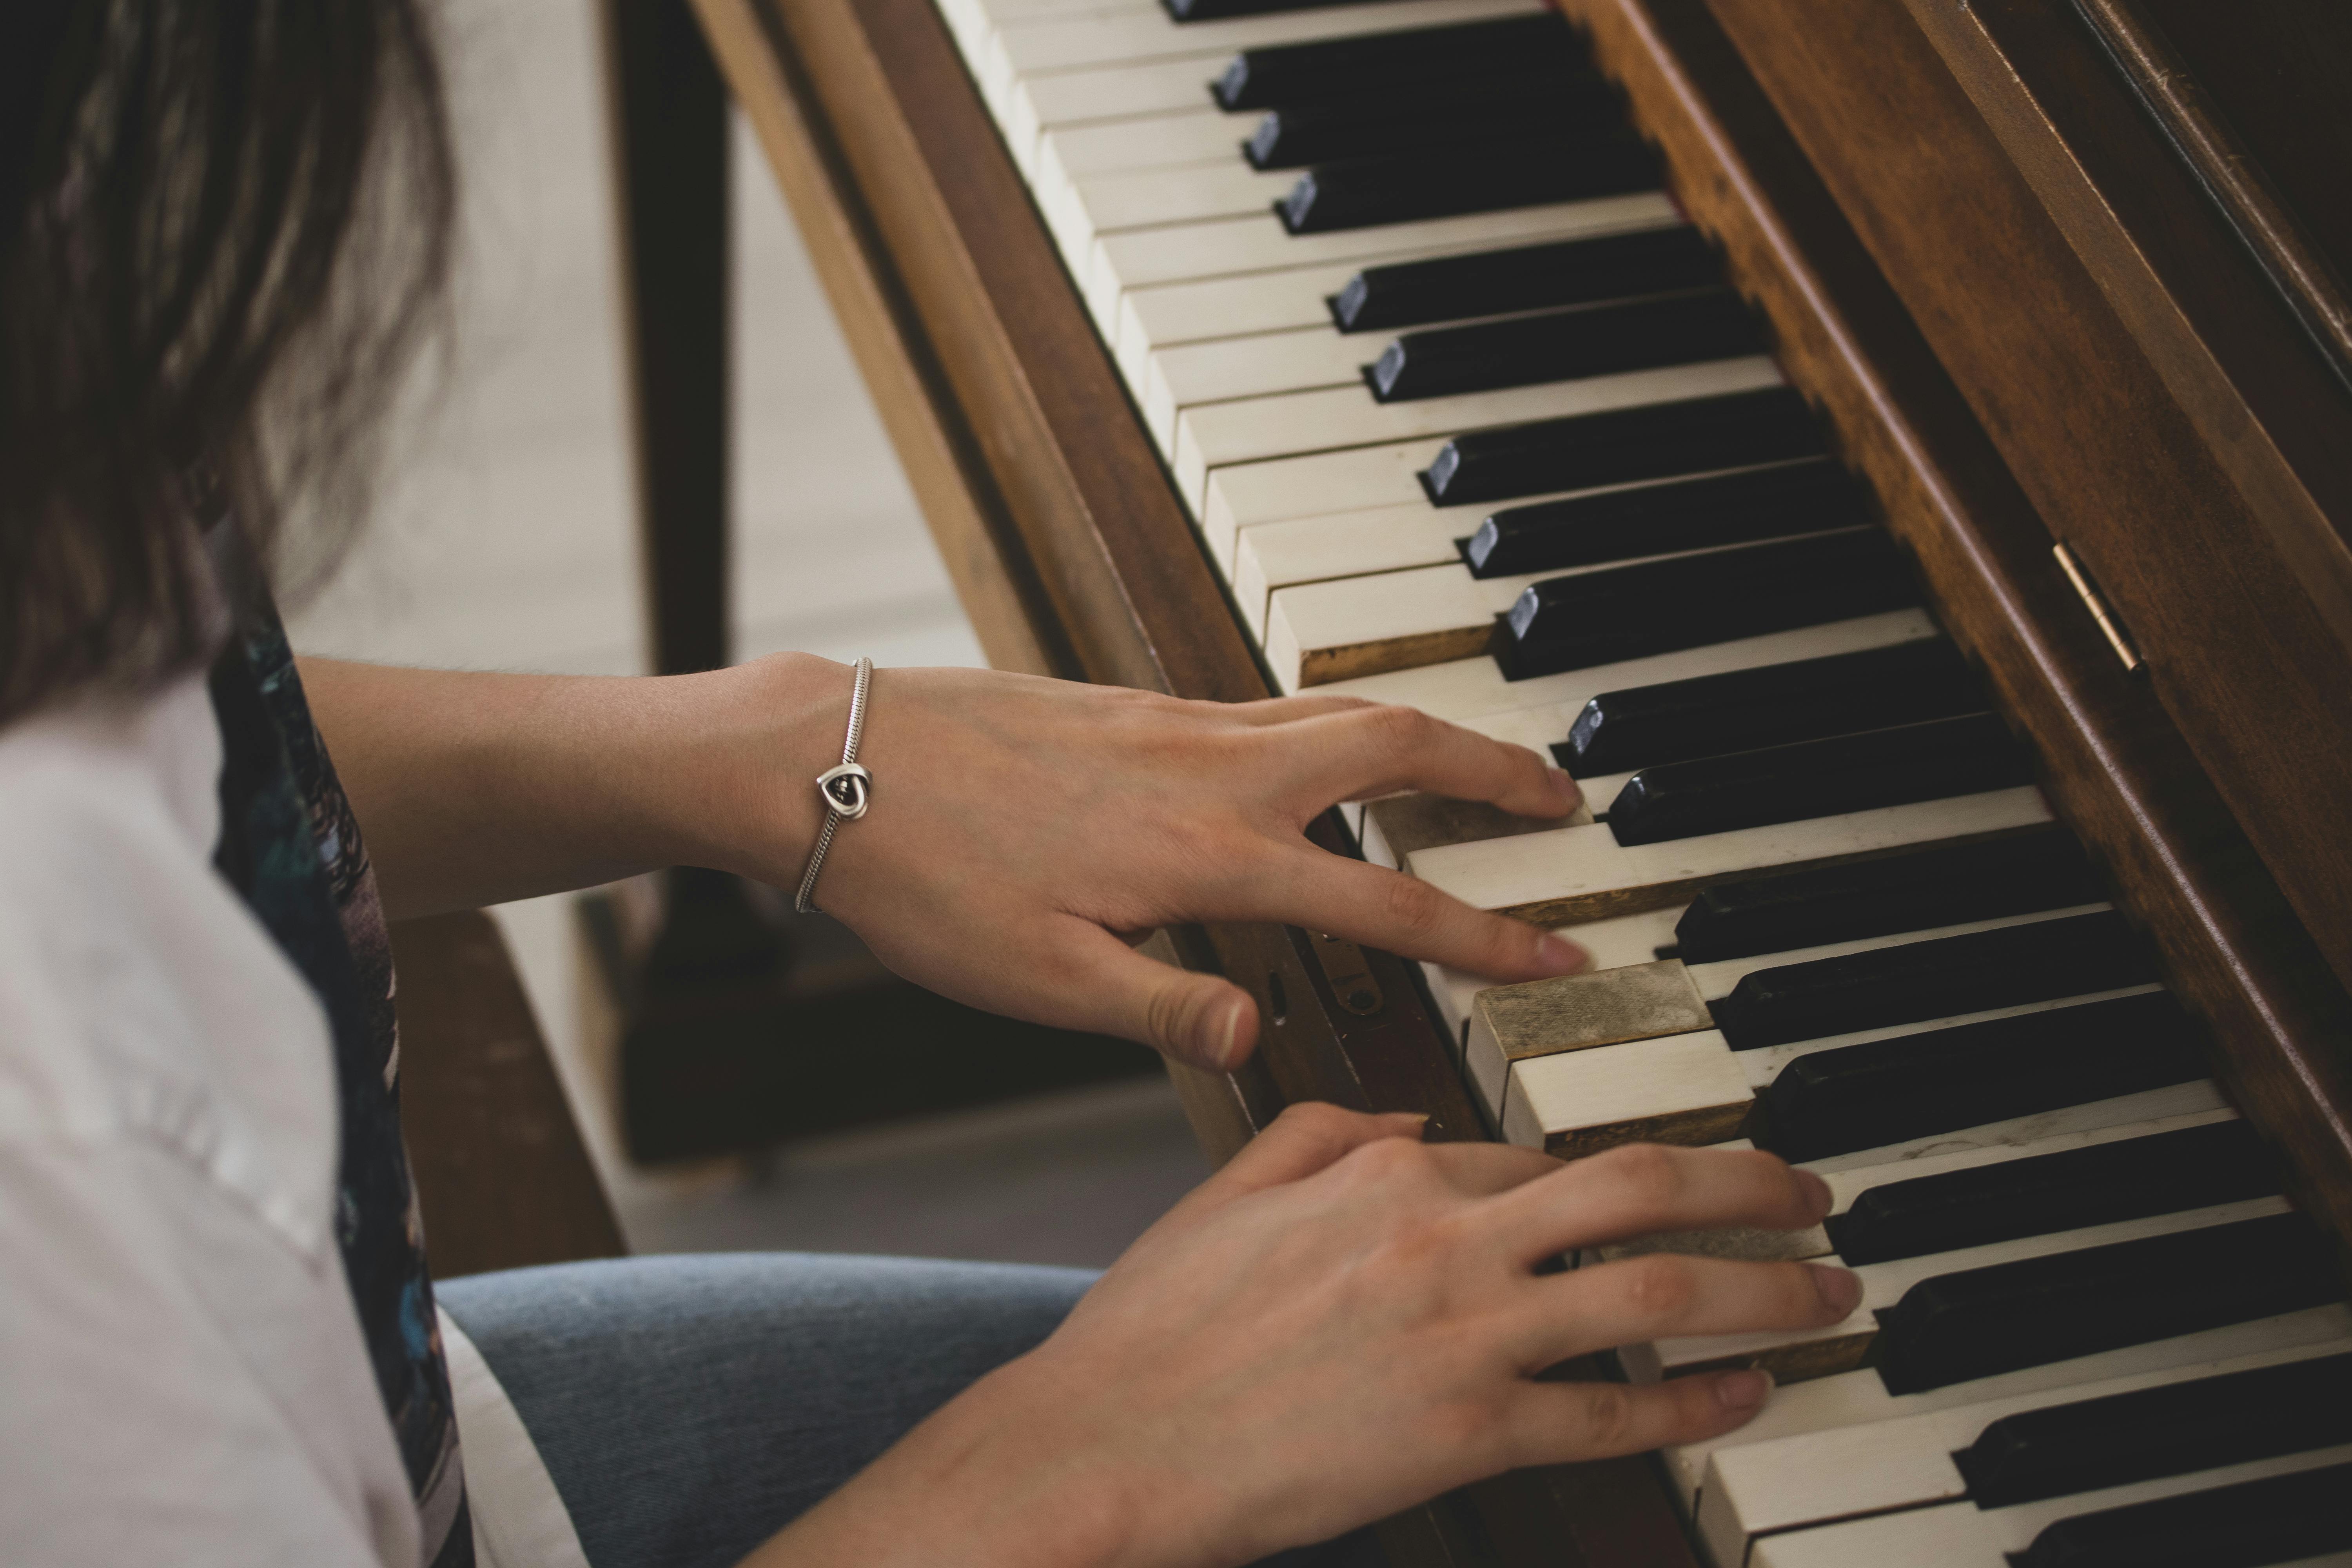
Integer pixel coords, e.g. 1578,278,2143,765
816,762,873,820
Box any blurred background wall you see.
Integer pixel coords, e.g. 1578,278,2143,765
287,0,1205,1267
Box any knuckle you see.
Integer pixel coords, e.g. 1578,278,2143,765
1276,1101,1359,1142
1365,702,1436,758
1597,1143,1686,1214
1620,1254,1700,1320
1578,1383,1639,1452
1379,873,1449,942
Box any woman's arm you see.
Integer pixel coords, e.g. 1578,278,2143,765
301,654,1589,1067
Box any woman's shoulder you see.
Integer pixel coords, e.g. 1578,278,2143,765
0,675,340,1258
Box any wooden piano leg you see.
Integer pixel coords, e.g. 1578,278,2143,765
597,0,802,1147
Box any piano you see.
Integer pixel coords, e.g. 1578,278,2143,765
627,0,2352,1560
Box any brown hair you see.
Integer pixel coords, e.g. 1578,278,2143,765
0,0,455,722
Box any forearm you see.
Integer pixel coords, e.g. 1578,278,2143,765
299,655,846,919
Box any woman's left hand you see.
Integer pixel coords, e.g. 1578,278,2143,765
706,659,1590,1072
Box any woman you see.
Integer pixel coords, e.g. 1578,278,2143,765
0,4,1858,1567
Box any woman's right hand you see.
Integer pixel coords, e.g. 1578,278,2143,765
753,1105,1857,1568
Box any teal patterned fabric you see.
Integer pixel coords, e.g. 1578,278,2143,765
209,605,474,1568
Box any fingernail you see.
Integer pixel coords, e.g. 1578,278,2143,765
1795,1169,1833,1217
1548,766,1583,809
1536,934,1590,975
1715,1369,1772,1411
1809,1264,1862,1317
1210,996,1248,1069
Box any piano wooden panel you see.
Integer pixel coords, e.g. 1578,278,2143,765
1554,0,2352,1267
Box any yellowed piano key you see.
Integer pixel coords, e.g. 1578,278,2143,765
1500,1029,1755,1158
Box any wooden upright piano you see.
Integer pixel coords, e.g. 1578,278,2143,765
608,0,2352,1559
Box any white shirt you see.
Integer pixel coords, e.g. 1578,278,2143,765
0,676,419,1566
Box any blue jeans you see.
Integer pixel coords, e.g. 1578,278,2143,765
439,1255,1369,1568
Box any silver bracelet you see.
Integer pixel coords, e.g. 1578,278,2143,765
794,657,875,914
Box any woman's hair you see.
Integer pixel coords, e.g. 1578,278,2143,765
0,0,454,722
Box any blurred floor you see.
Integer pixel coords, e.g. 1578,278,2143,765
287,0,1205,1266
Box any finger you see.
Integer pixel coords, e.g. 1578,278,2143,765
1499,1370,1777,1468
1520,1254,1862,1365
1281,704,1581,819
1483,1144,1832,1262
1208,1102,1431,1198
1260,851,1588,982
1049,918,1260,1071
1418,1141,1566,1198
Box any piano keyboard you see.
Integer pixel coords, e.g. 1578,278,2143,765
936,0,2352,1560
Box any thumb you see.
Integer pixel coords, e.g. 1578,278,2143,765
1056,920,1259,1071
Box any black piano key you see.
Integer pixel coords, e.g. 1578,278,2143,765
1757,991,2206,1164
1503,528,1918,681
1604,711,2031,849
1330,227,1720,333
1466,456,1858,577
1211,15,1578,111
1368,288,1761,402
1244,74,1617,169
1708,909,2154,1050
1168,0,1412,21
1672,828,2100,963
1276,134,1658,234
1826,1119,2279,1267
2009,1461,2352,1568
1421,385,1825,506
1955,1351,2352,1509
1561,637,1980,775
1872,1210,2342,1396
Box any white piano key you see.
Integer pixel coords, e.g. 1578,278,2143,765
1812,1106,2240,1218
1697,1332,2352,1566
1622,1195,2294,1388
1143,325,1368,448
1114,238,1616,383
1263,560,1526,689
1051,160,1297,270
1251,522,1853,682
1300,610,1942,726
1407,784,2053,926
1800,1078,2232,1178
1175,354,1784,512
1664,1301,2352,1510
1751,1442,2352,1568
1475,982,2165,1134
983,0,1539,103
1036,105,1238,183
1118,262,1372,383
1087,192,1679,328
1501,1027,1756,1157
1206,436,1448,566
1007,56,1267,171
1231,502,1464,628
1422,903,1688,1065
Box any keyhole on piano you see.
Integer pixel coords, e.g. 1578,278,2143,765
1267,970,1288,1027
